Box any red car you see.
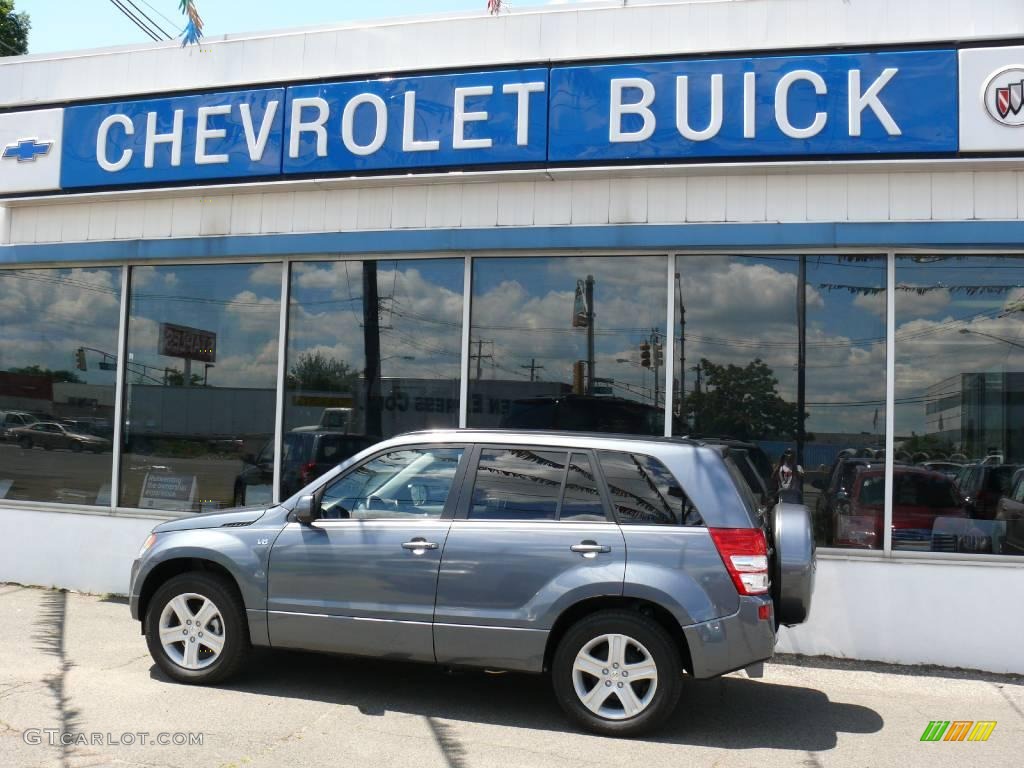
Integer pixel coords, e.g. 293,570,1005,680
832,467,966,550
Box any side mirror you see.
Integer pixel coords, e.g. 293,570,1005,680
294,494,318,525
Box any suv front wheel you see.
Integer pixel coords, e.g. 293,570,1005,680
551,610,683,737
145,572,249,684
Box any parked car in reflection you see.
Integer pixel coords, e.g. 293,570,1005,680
233,431,377,505
996,468,1024,555
918,460,963,480
10,421,112,453
956,463,1019,520
832,467,966,550
812,457,883,545
1,409,38,441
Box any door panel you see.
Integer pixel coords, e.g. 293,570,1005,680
266,444,467,662
433,447,625,672
267,519,450,661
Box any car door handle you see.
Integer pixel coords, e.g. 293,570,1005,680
570,541,611,558
401,538,439,552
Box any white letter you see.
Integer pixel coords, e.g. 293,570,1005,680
775,69,827,139
453,85,493,150
144,109,183,168
675,74,723,141
289,97,328,158
502,81,545,145
609,77,656,142
341,93,387,156
96,114,133,172
743,72,756,139
195,104,231,165
848,68,901,137
240,100,279,161
402,91,440,152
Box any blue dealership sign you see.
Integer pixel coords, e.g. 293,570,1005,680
284,68,549,174
50,49,958,193
549,50,958,162
62,88,285,189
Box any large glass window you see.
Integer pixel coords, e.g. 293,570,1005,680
119,263,282,512
468,255,668,434
895,255,1024,556
282,258,463,499
0,267,121,506
672,255,887,549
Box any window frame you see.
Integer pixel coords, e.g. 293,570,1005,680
454,443,616,524
310,442,471,523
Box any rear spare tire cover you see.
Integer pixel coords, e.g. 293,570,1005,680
770,501,816,626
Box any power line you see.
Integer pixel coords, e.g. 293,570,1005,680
108,0,166,41
122,0,175,39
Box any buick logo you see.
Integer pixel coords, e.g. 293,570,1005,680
984,66,1024,126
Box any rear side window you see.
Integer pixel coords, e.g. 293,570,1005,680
597,451,702,526
468,448,609,522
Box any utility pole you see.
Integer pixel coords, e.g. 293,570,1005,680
651,329,661,407
520,358,544,382
675,272,686,423
585,275,595,395
691,362,702,434
471,339,494,380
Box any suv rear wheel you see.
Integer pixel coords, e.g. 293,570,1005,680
551,610,683,737
144,572,249,684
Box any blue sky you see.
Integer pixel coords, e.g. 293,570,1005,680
15,0,518,55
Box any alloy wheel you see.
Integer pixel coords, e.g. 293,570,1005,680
158,593,226,670
571,633,659,720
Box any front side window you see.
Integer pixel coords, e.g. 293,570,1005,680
597,451,702,526
319,447,464,520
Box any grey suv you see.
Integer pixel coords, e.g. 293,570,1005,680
129,430,815,736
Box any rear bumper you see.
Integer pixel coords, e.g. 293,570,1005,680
682,595,776,679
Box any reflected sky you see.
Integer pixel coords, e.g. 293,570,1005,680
674,255,886,437
896,255,1024,437
0,268,121,385
126,263,282,388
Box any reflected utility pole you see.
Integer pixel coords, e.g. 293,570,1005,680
797,255,807,465
363,261,382,438
520,358,544,382
585,275,595,395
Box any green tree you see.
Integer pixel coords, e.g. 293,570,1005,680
288,350,359,392
688,358,803,441
8,365,82,384
0,1,30,57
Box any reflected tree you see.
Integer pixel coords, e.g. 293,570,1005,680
288,350,360,392
8,365,82,384
688,358,803,441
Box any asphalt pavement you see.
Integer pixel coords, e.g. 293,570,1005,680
0,585,1020,768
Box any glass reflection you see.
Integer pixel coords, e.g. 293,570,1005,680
672,255,887,549
468,255,668,434
0,268,121,505
896,255,1024,556
279,258,463,499
119,263,281,512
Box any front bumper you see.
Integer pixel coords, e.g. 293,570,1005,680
681,595,776,679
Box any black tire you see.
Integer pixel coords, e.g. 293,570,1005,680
144,571,250,685
233,486,245,507
18,438,31,450
70,442,82,453
551,610,683,737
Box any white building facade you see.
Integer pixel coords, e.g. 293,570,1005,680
1,0,1023,674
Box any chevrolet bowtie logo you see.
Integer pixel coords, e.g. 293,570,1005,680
2,138,53,162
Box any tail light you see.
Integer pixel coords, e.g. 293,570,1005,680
708,527,770,595
299,461,317,485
